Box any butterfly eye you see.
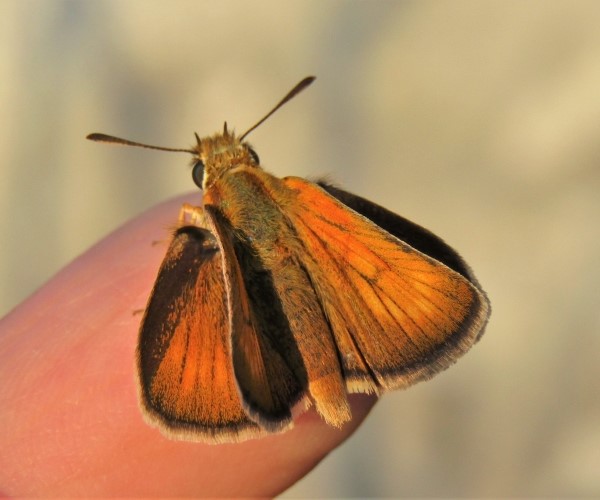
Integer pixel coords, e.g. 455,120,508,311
192,160,205,188
247,147,260,165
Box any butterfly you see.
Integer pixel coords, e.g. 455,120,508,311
87,76,490,443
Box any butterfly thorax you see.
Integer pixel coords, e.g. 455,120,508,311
194,130,259,191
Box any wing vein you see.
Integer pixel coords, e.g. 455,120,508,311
301,219,421,356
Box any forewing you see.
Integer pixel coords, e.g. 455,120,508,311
282,177,490,394
137,226,263,442
318,182,476,281
205,206,308,432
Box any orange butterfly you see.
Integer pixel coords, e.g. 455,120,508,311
88,77,490,443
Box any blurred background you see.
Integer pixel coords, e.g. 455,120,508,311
2,0,599,496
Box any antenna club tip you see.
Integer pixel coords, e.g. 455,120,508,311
239,76,317,141
299,76,316,89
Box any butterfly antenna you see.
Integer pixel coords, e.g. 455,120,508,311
86,133,195,154
239,76,316,141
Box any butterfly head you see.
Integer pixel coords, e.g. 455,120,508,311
86,76,315,192
191,122,260,191
190,76,315,191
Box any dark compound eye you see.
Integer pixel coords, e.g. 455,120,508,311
247,147,260,165
192,160,204,188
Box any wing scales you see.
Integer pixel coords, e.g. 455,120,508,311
282,177,489,391
137,226,263,442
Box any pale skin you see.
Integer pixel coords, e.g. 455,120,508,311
0,195,376,497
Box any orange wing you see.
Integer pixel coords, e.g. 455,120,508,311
281,177,490,395
203,171,352,428
137,226,263,442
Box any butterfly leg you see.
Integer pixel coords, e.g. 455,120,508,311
178,203,210,229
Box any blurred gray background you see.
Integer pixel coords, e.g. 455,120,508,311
2,0,599,497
